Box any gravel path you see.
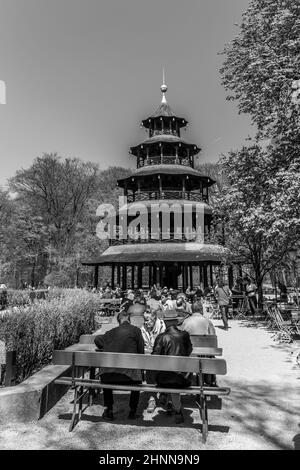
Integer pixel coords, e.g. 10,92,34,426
0,319,299,450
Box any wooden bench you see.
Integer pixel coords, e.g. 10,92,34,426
53,350,230,443
190,335,218,348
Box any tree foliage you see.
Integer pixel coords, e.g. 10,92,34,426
220,0,300,141
0,154,132,288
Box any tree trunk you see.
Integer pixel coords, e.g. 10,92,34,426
31,261,36,288
254,268,264,313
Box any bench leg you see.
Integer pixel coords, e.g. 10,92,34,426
89,368,96,406
196,395,208,444
78,386,84,420
201,398,208,443
69,387,79,432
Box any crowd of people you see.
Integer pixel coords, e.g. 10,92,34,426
93,277,260,423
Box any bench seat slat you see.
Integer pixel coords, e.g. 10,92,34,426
65,344,222,356
53,350,227,375
54,377,230,396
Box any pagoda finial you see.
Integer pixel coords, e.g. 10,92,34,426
161,68,168,104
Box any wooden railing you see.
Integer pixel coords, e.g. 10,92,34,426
109,231,211,246
137,156,192,168
127,190,208,203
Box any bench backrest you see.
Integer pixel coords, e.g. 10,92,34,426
80,334,97,344
190,335,218,348
99,298,121,304
53,350,227,375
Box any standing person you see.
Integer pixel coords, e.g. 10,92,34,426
244,277,258,316
94,310,144,421
150,313,193,424
214,279,232,330
0,284,8,311
231,278,243,314
140,309,166,413
121,290,135,312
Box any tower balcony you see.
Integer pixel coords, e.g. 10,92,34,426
137,155,193,168
108,230,213,247
127,190,208,204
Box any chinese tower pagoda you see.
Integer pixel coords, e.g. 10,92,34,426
83,79,228,290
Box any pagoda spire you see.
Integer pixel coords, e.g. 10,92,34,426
161,68,168,104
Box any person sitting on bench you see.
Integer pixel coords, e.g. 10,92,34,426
140,309,166,413
181,300,217,387
94,310,144,421
181,300,216,336
150,313,193,424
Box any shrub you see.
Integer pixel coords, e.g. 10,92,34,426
7,289,31,307
0,289,102,384
44,271,71,288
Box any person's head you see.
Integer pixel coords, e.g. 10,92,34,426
117,310,131,324
136,297,146,306
164,318,179,328
176,297,185,309
143,310,157,331
244,277,251,285
192,300,204,315
161,294,167,304
127,291,135,301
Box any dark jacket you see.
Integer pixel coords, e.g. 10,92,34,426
94,321,144,381
151,325,193,387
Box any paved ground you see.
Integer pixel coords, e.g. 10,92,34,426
0,318,299,450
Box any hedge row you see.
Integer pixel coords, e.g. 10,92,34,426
0,289,102,384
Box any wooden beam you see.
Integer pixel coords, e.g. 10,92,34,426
94,265,99,289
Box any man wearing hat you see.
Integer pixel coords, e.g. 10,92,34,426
150,311,193,424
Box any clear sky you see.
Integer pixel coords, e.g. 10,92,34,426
0,0,252,187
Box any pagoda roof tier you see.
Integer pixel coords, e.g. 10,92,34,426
117,165,215,188
81,242,229,266
141,104,188,129
130,134,200,156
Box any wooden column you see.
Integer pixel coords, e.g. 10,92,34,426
146,147,149,165
137,179,141,199
122,265,127,290
175,146,179,164
117,265,121,286
111,264,115,289
182,177,186,199
189,264,193,290
159,176,162,197
159,265,163,288
182,264,186,291
199,265,203,285
94,265,99,289
185,265,189,290
153,265,157,285
149,265,152,288
138,265,143,289
160,144,163,164
203,264,208,289
210,264,213,287
131,265,135,290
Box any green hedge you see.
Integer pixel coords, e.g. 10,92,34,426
7,289,32,307
0,289,102,384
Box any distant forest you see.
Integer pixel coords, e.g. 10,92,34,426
0,153,219,288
